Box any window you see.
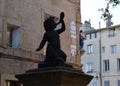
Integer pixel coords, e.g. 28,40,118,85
95,33,97,38
111,45,116,54
118,80,120,86
85,63,93,73
103,60,109,72
117,59,120,71
92,81,97,86
6,80,21,86
87,44,93,54
86,34,90,40
91,33,95,39
7,24,20,48
91,33,97,39
104,81,110,86
109,28,116,37
102,47,105,53
86,32,97,40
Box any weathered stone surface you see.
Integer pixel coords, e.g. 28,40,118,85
0,0,81,58
0,53,41,74
0,0,82,86
16,67,93,86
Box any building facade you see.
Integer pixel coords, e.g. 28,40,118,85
81,22,120,86
0,0,81,86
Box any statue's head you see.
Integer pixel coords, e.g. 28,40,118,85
80,30,83,33
44,17,57,32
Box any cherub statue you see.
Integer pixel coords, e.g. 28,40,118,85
36,12,67,67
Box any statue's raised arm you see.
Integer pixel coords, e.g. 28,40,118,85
56,12,66,34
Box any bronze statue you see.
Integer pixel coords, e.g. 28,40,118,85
36,12,68,68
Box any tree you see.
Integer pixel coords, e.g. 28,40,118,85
99,0,120,26
106,0,120,7
99,3,112,21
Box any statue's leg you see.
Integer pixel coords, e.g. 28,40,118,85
55,50,66,62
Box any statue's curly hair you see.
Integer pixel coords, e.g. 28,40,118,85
44,17,57,31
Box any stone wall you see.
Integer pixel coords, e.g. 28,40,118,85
0,0,81,85
0,48,44,74
0,0,81,74
0,0,80,58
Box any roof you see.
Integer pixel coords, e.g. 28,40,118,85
83,24,120,33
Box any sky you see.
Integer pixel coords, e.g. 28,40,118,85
81,0,120,29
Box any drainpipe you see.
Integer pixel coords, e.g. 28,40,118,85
99,22,102,86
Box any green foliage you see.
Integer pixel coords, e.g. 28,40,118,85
106,0,120,6
99,0,120,22
99,3,113,21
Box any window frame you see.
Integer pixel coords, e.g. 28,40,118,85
86,33,91,40
104,80,110,86
87,44,93,54
102,46,105,53
111,45,116,54
5,80,21,86
118,80,120,86
85,63,94,73
103,60,110,72
91,32,97,39
86,32,97,40
117,59,120,71
7,24,20,49
109,28,116,37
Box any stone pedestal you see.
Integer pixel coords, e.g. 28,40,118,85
15,66,93,86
